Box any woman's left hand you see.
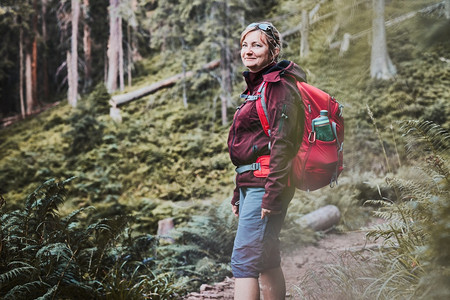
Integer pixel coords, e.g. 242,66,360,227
261,208,281,219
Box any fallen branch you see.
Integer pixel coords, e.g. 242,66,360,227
1,101,61,128
109,59,220,107
281,0,369,39
330,1,444,49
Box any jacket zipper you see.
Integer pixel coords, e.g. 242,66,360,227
230,102,246,160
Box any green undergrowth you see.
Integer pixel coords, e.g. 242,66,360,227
0,0,449,297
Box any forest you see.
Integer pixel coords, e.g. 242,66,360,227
0,0,449,299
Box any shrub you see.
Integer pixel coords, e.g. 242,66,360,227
0,178,181,299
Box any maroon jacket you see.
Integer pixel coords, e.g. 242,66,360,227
228,60,306,211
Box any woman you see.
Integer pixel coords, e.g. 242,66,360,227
228,22,307,299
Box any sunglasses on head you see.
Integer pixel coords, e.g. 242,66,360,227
247,23,275,39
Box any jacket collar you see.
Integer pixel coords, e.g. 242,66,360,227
242,60,308,93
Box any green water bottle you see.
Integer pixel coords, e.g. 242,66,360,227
312,110,334,141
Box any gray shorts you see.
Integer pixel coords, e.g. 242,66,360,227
231,187,290,278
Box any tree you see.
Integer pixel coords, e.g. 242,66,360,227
41,0,50,100
215,1,234,125
67,0,80,107
31,0,38,107
82,0,92,92
300,9,309,58
19,24,25,118
25,36,34,114
370,0,396,80
106,0,123,93
446,0,450,19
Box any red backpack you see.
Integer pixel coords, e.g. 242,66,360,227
255,80,344,191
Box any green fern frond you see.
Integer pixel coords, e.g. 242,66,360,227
3,281,50,299
372,210,400,221
364,199,393,207
61,206,96,230
0,262,36,284
36,243,74,265
401,120,450,159
365,221,405,240
386,177,435,202
86,215,133,248
35,285,58,300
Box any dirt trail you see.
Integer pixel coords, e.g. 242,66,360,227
184,225,381,300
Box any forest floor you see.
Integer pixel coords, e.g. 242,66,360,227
183,219,384,300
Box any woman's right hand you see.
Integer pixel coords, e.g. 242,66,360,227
232,205,239,217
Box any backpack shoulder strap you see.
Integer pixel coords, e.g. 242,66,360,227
256,81,270,137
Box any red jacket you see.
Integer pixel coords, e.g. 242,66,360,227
228,60,306,211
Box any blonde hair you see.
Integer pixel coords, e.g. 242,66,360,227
240,21,282,62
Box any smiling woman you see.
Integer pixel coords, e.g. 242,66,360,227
228,22,307,300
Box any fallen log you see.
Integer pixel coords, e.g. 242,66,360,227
298,204,341,231
109,59,220,107
281,0,369,39
1,101,61,128
330,2,444,49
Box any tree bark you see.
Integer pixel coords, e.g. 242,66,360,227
83,0,92,92
67,51,74,106
19,27,26,118
370,0,396,80
41,0,50,100
127,24,132,87
32,0,38,106
25,51,33,115
106,0,121,93
118,17,125,91
446,0,450,19
219,1,232,126
300,9,309,58
68,0,80,107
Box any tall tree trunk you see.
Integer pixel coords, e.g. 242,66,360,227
118,17,125,91
25,51,33,115
67,51,74,105
68,0,80,107
300,9,309,58
41,0,50,100
127,24,132,87
83,0,92,92
32,0,38,106
106,0,121,93
370,0,396,80
127,0,142,86
19,26,26,118
220,1,232,126
445,0,450,19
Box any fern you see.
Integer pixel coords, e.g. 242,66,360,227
3,281,50,300
364,120,450,298
0,178,179,299
35,285,58,300
0,262,36,285
401,120,450,158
